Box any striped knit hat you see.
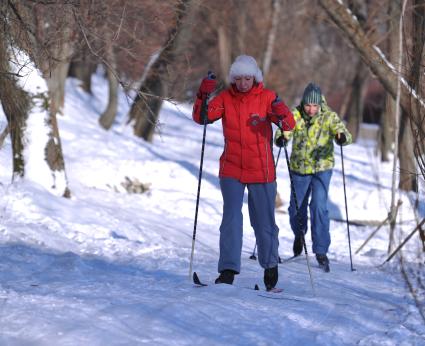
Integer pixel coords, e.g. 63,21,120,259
302,83,322,105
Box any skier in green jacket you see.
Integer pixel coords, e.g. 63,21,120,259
274,82,352,271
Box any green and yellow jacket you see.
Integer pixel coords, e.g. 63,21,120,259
275,98,352,174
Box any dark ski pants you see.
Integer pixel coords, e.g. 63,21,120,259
288,169,333,255
218,177,279,273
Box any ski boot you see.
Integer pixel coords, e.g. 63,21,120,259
215,269,236,284
316,254,330,272
264,266,278,291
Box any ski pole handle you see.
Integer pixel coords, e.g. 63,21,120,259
207,71,216,80
200,71,216,125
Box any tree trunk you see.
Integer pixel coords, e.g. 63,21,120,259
345,60,368,142
39,26,73,197
99,37,118,130
128,0,193,141
344,0,368,142
44,60,72,197
0,28,30,179
68,52,96,94
262,0,281,84
46,60,70,116
129,77,164,142
380,0,400,162
381,96,395,162
218,25,231,85
398,110,417,191
397,0,425,191
235,0,247,54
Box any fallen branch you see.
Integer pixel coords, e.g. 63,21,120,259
355,200,402,254
383,218,425,264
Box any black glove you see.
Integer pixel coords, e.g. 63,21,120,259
335,133,346,145
275,134,288,147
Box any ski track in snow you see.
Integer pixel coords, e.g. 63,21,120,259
0,74,423,345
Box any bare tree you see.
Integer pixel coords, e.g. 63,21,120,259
127,0,195,141
380,0,400,162
262,0,281,84
68,44,97,94
98,42,119,130
0,1,78,197
317,0,424,186
403,0,425,190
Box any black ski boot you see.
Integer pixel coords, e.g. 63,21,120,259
264,266,278,291
293,236,303,256
215,269,236,284
316,254,330,272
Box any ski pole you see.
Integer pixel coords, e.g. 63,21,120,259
249,244,257,260
340,144,356,271
189,72,216,280
249,145,282,261
283,141,315,295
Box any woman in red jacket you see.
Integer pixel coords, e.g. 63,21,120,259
193,55,295,290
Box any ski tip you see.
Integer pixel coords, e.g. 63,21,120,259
254,284,260,291
193,272,207,286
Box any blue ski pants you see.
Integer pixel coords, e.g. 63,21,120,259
288,169,333,255
218,177,279,273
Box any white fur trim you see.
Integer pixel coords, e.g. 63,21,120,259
228,55,263,83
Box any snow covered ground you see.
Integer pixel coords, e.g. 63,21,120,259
0,73,424,345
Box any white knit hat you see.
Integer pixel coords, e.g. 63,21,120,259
228,55,263,83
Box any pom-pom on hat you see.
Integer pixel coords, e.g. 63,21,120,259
229,55,263,83
302,83,322,105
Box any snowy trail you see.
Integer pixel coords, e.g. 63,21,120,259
0,239,420,345
0,75,423,345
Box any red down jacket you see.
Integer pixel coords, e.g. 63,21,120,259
193,83,295,183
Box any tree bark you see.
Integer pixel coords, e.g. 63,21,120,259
381,96,395,162
217,25,231,85
345,60,368,142
342,0,368,142
0,27,30,179
128,0,194,141
406,0,425,185
235,0,247,54
398,110,417,191
68,47,96,94
262,0,281,84
380,0,400,162
99,34,118,130
41,30,73,197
